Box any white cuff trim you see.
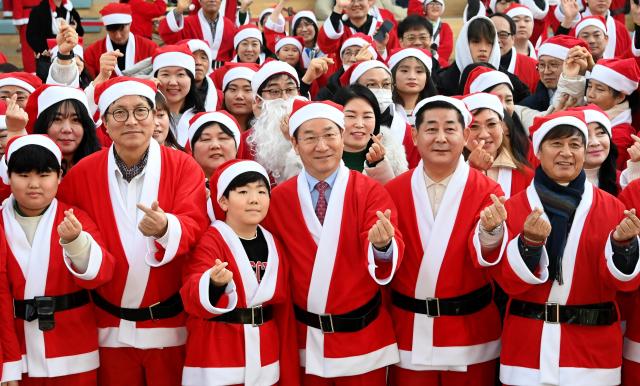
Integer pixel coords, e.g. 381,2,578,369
145,213,182,267
473,221,508,267
605,233,640,282
322,17,343,40
367,238,398,285
265,17,285,33
1,360,22,382
506,235,549,284
63,233,103,281
198,268,238,315
166,10,184,32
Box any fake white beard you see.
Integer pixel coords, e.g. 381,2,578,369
248,98,300,182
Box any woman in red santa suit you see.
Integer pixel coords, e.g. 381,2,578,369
462,92,534,199
233,25,267,65
480,110,640,386
183,39,220,112
213,63,257,133
57,76,209,386
181,159,299,386
1,134,115,386
152,44,206,149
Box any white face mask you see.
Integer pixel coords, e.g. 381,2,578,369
370,88,394,113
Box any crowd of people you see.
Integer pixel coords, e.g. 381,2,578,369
0,0,637,385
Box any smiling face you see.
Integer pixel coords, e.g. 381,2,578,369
343,97,376,152
292,119,344,181
295,18,316,46
237,38,262,63
219,180,270,226
104,95,155,152
156,67,191,111
347,0,370,22
277,44,301,67
463,108,503,158
584,122,610,169
538,131,586,184
413,107,465,170
46,101,85,161
152,107,170,145
192,123,238,178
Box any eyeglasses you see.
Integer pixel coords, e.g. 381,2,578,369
497,31,512,39
107,107,152,122
403,34,430,43
536,62,562,73
298,131,340,145
261,87,299,98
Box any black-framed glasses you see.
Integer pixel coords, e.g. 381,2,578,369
497,31,512,39
107,107,152,122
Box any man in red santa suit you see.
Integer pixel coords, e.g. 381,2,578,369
318,0,399,61
505,4,538,59
1,133,116,386
573,16,617,61
57,77,210,386
0,73,42,110
181,159,299,386
10,0,39,72
263,99,404,386
483,110,640,386
159,0,237,63
385,95,504,386
554,0,631,59
84,3,158,79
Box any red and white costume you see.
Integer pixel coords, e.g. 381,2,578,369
159,9,237,62
0,229,21,384
504,47,540,93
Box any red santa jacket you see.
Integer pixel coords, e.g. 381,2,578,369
611,110,636,171
128,0,166,39
1,198,114,378
263,166,404,378
181,222,298,386
11,0,38,25
385,160,504,370
317,15,399,61
159,9,237,62
492,181,640,386
491,165,535,199
84,34,158,79
505,48,540,93
58,140,209,349
0,230,21,384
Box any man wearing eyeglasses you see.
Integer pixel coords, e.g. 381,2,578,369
263,99,404,386
59,77,209,386
489,12,539,93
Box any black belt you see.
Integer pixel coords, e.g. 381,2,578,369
293,291,381,333
91,290,183,322
391,284,493,317
210,305,274,326
14,290,90,331
509,299,618,326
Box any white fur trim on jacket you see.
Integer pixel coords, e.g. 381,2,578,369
363,125,408,184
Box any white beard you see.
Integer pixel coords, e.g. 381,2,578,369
248,98,302,183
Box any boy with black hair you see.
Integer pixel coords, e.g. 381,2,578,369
2,135,114,386
180,159,299,386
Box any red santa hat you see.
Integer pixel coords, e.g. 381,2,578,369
0,100,6,130
251,60,299,95
589,58,640,96
574,15,607,37
94,77,157,115
530,111,588,156
24,84,91,133
6,134,62,166
414,95,472,127
99,3,132,26
0,72,43,94
422,0,445,12
213,63,259,91
47,37,84,59
182,39,212,72
291,10,318,29
537,35,588,60
234,25,263,49
463,66,512,95
568,105,612,136
339,60,391,87
461,92,504,119
387,48,433,73
275,36,304,53
505,3,533,20
288,99,344,137
187,111,241,150
209,159,270,219
340,33,377,60
152,44,196,78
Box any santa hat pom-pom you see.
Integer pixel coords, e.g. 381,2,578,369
188,3,195,11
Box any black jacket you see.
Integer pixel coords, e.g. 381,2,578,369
520,81,552,112
26,0,84,55
435,63,531,102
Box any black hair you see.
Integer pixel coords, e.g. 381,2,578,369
292,16,318,47
334,84,381,151
540,124,586,145
0,63,20,73
222,171,270,198
597,124,618,196
32,99,101,173
259,12,272,27
153,69,205,114
397,15,433,39
467,17,496,46
502,110,531,166
391,57,438,105
257,73,298,95
7,144,61,176
191,121,237,150
415,100,465,129
106,23,128,32
489,12,516,35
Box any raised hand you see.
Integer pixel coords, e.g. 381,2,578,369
5,94,29,135
57,209,83,242
137,201,169,238
210,259,233,286
368,209,395,249
96,50,124,84
366,133,385,165
523,208,551,244
239,0,254,12
628,134,640,163
467,139,494,171
355,43,375,61
175,0,192,13
302,57,334,84
480,194,507,232
334,0,352,13
560,0,579,27
56,19,78,56
613,209,640,242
